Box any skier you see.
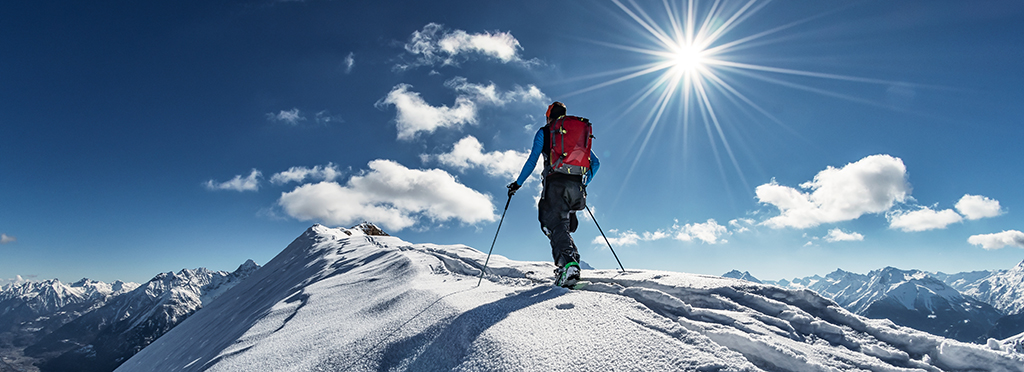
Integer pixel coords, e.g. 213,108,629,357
507,101,600,288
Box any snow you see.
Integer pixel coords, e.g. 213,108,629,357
116,225,1024,372
944,260,1024,315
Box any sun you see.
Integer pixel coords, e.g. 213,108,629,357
563,0,914,204
669,43,708,75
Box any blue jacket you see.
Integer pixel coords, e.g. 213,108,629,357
515,126,600,186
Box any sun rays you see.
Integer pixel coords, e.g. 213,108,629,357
562,0,926,206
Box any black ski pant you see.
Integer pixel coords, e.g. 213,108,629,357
539,174,586,268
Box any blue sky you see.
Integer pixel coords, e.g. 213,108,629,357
3,0,1024,285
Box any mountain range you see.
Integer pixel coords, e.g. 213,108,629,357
726,261,1024,344
4,223,1023,372
0,260,259,372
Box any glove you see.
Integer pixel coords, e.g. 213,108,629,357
507,182,521,197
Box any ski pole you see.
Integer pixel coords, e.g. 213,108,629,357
586,205,626,273
478,193,513,286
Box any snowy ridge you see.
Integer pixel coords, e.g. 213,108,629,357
117,225,1023,372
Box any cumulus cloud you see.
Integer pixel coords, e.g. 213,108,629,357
377,78,548,140
266,108,306,125
423,136,530,180
205,169,261,192
757,154,910,229
968,230,1024,250
377,84,477,140
594,219,729,246
397,23,533,70
271,163,344,185
344,52,354,74
277,159,496,231
674,219,729,244
955,194,1003,220
824,228,864,242
1,234,15,244
887,207,962,232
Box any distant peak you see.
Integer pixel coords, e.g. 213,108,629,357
1014,259,1024,272
236,259,260,274
350,223,385,237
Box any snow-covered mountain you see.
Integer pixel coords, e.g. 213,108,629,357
0,278,138,332
23,259,259,372
722,270,762,283
765,267,1003,343
116,224,1023,371
939,260,1024,315
0,277,140,368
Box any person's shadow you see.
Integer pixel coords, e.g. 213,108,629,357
377,286,565,371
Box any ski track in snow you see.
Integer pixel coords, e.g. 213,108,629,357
115,225,1024,372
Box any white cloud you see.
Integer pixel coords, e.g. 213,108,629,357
757,154,910,229
397,23,532,70
277,159,496,231
266,108,306,125
424,136,530,180
955,194,1003,220
823,228,864,242
376,78,548,140
0,234,15,244
377,83,477,140
444,77,547,106
968,230,1024,250
205,169,261,192
344,52,354,74
887,207,963,232
596,219,728,246
596,229,643,247
729,218,756,233
271,163,344,185
314,110,342,124
674,219,729,244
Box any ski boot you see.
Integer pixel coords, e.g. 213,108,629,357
554,262,581,288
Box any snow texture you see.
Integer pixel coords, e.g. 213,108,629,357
117,225,1024,372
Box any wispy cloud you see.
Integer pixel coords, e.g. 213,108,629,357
756,154,910,229
266,108,306,125
376,78,547,140
205,169,262,192
395,23,537,70
968,230,1024,250
277,159,495,231
270,163,344,185
0,234,15,244
344,52,354,74
422,136,530,180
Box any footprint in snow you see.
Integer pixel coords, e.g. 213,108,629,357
556,303,575,310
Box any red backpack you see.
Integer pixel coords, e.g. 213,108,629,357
547,116,593,176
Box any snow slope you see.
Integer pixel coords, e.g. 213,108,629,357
117,225,1023,372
